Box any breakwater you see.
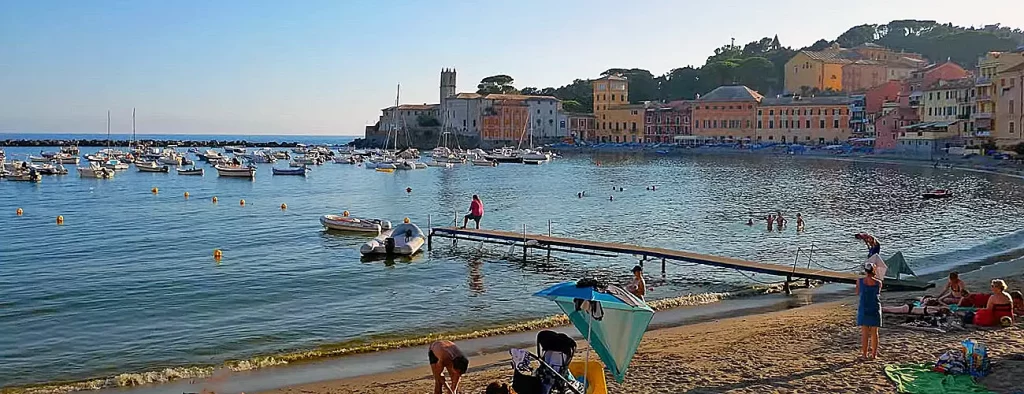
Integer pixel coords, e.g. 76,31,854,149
1,138,335,148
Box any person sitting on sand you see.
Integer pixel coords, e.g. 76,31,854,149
485,382,510,394
937,272,968,305
973,279,1014,326
460,195,484,230
626,265,646,301
1012,291,1024,316
856,262,881,360
428,340,469,394
881,304,952,316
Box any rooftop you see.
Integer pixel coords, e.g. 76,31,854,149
383,103,440,111
925,77,975,91
449,92,559,101
761,96,853,106
697,85,763,102
594,75,627,81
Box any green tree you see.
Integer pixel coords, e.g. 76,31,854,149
602,68,658,102
736,57,775,93
806,39,832,51
562,100,585,113
477,75,518,95
836,24,880,47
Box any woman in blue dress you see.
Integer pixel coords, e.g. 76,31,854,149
856,262,882,360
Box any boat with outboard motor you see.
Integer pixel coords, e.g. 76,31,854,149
359,220,425,256
215,163,257,178
136,161,170,173
272,165,309,176
320,212,392,234
77,162,115,179
176,166,204,176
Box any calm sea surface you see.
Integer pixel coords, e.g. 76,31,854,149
3,146,1024,388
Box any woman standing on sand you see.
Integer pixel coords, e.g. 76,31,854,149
856,263,882,360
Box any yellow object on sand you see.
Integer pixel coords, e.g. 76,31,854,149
568,360,607,394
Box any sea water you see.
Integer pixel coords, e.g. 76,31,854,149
2,146,1024,389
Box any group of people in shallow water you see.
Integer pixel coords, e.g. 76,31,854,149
746,211,805,232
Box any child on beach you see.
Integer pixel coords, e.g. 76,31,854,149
856,263,882,360
428,340,468,394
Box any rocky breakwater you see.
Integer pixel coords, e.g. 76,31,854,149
1,138,312,148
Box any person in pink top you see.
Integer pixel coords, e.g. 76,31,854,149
461,195,484,229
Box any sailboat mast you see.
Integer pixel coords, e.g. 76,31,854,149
131,108,136,147
106,110,111,149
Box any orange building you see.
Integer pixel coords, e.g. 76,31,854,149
481,99,529,141
842,60,888,92
691,85,763,141
756,96,854,144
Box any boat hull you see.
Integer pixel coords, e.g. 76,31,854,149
360,224,426,256
176,168,204,176
77,167,115,179
320,215,390,234
272,168,308,176
137,164,169,173
215,165,256,178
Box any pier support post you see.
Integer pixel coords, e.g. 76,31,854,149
428,232,433,251
522,224,528,261
784,275,793,295
661,258,666,276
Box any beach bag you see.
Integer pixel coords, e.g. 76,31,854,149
933,349,966,375
962,339,990,377
962,311,975,325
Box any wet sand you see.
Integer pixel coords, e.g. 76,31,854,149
262,259,1024,394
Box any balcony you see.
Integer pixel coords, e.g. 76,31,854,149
974,112,993,119
976,94,993,102
976,77,992,86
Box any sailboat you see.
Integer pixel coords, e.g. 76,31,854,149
99,111,130,170
518,114,552,162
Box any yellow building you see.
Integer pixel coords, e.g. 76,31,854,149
784,49,847,94
592,75,644,143
920,78,972,124
974,51,1024,145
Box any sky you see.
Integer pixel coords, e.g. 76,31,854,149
1,0,1021,136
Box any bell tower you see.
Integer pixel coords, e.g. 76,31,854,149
440,68,456,103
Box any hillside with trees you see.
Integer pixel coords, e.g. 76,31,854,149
499,20,1023,112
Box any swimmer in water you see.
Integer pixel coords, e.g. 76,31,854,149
578,192,582,198
775,211,786,229
609,195,614,201
766,214,774,231
746,218,754,226
796,213,805,231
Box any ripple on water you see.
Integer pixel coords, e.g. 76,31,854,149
1,148,1024,388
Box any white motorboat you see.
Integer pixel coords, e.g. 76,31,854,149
136,161,169,173
215,164,256,178
8,168,42,182
471,159,497,166
320,212,392,234
425,160,454,168
31,163,68,175
102,159,130,171
519,149,552,162
158,155,182,166
176,166,204,176
224,146,246,154
54,154,79,164
29,156,50,163
376,162,397,170
360,222,425,256
414,162,427,169
78,162,115,179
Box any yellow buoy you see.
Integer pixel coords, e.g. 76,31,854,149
151,187,159,194
403,217,410,224
280,203,287,210
56,215,64,225
343,210,350,217
213,249,223,260
184,192,190,199
16,208,23,216
239,199,246,206
212,196,218,203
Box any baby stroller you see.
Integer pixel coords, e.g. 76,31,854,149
509,330,585,394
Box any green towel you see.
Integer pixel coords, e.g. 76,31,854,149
884,363,993,394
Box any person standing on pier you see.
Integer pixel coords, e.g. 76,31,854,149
460,195,484,229
428,340,469,394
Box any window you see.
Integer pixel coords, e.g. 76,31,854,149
769,120,774,129
834,119,840,128
1011,100,1016,114
549,110,553,115
1010,122,1016,133
794,120,799,129
472,120,476,127
611,94,616,101
713,120,718,128
631,122,637,131
757,120,763,129
832,109,837,116
769,109,774,116
820,119,825,128
746,120,751,128
806,120,811,128
758,109,763,116
928,108,933,116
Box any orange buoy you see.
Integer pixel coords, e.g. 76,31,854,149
151,187,159,194
56,215,64,225
239,199,246,206
213,249,223,260
403,217,410,224
184,192,190,199
212,196,218,203
280,203,287,210
16,208,23,216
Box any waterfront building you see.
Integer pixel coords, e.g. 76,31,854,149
918,77,974,136
874,106,918,151
447,93,562,143
592,75,644,143
784,43,926,94
691,85,762,142
566,112,596,142
756,96,853,144
480,98,530,142
995,61,1024,146
975,50,1024,146
905,62,970,93
862,80,904,116
379,104,440,134
896,121,962,157
849,94,868,137
644,101,692,143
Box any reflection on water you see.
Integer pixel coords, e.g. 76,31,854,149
2,147,1024,387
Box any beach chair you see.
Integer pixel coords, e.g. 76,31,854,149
509,330,584,394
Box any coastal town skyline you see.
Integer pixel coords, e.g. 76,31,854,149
2,0,1022,136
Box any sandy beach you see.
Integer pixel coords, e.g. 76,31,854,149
263,260,1024,394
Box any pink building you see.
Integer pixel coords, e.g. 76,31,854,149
874,106,918,150
863,81,904,116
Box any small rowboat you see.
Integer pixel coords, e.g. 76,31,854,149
177,167,204,176
8,170,42,182
136,162,169,173
376,167,394,173
320,214,392,234
922,189,952,199
272,166,308,176
360,223,426,256
215,164,256,178
523,159,545,165
471,159,497,167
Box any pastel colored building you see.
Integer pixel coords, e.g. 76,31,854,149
995,61,1024,146
842,60,888,92
784,43,927,93
691,85,762,141
920,78,974,124
874,106,918,150
863,81,904,115
379,104,440,134
905,62,970,93
592,75,644,143
445,93,562,141
481,99,529,141
566,113,597,142
644,100,692,143
785,48,846,93
756,96,853,144
974,51,1024,144
896,121,962,157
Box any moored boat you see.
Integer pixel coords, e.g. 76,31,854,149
102,159,130,171
272,166,309,176
214,164,256,178
471,159,498,167
78,162,115,179
8,168,42,182
136,161,170,173
320,212,392,234
523,159,545,165
922,189,953,199
360,221,426,256
176,167,205,176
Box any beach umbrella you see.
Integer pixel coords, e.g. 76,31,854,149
534,280,655,383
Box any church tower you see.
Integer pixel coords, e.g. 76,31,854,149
440,68,456,102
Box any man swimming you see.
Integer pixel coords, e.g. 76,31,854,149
796,213,805,231
428,340,469,394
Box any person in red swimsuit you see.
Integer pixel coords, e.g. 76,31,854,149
973,279,1013,326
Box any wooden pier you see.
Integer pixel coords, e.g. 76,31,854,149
428,227,934,292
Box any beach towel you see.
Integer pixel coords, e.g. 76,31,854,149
867,254,888,279
884,363,993,394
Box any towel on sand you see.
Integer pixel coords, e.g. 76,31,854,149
884,363,992,394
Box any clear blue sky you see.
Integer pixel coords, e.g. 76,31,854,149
1,0,1020,136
